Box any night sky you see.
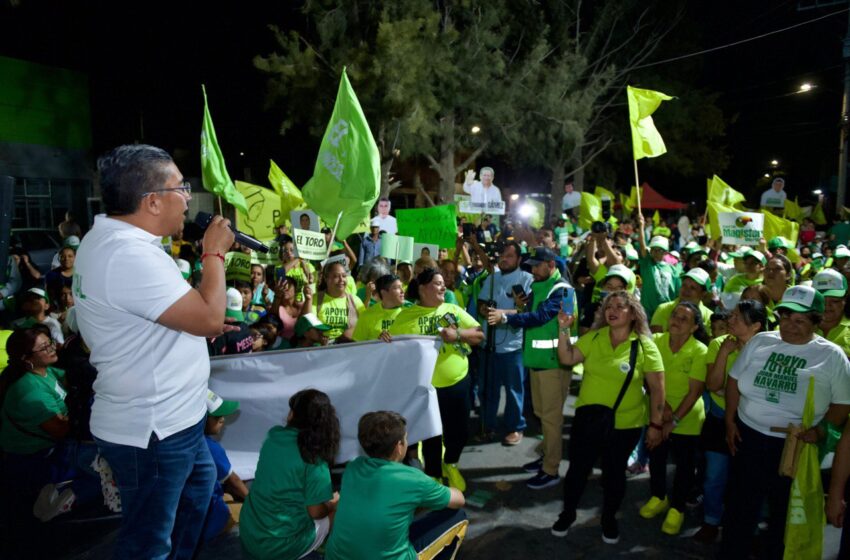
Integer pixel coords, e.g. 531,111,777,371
0,0,846,208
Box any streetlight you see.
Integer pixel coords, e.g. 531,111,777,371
510,194,519,201
813,189,823,195
764,174,770,178
471,125,481,134
799,82,813,93
770,159,779,167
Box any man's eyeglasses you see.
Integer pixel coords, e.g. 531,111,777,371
31,340,56,354
141,181,192,198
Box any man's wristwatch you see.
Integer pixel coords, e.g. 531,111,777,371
500,313,508,325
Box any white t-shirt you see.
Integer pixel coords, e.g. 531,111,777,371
729,331,850,437
760,188,787,209
73,215,208,448
561,191,581,211
373,214,397,235
463,181,502,205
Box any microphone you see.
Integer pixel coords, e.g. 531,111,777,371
195,212,270,253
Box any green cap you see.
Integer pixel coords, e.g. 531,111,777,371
604,264,637,294
206,390,240,417
774,285,825,314
814,269,848,298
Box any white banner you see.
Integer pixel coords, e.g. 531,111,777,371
209,336,443,479
718,211,764,246
459,200,506,215
292,228,328,260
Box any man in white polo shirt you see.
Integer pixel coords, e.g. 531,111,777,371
73,145,234,559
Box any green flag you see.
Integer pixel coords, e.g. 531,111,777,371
578,192,601,231
200,85,247,214
269,159,305,216
303,69,380,239
627,85,673,160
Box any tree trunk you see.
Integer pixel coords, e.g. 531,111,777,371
380,157,394,199
437,116,457,204
568,143,585,192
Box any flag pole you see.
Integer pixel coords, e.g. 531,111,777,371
326,211,344,260
633,159,642,218
217,196,223,216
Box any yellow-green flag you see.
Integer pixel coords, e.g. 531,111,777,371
578,192,602,231
652,210,661,227
812,198,827,226
619,193,631,214
784,196,803,222
594,186,616,203
303,68,381,239
783,378,824,560
707,175,747,209
528,198,546,229
200,85,247,214
706,200,736,241
627,86,673,160
269,159,305,216
761,210,799,246
235,181,284,242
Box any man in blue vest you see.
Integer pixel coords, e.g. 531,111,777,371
488,247,573,490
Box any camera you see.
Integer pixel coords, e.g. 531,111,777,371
591,221,608,234
462,223,475,237
601,198,612,221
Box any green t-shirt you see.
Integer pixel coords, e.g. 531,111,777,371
653,333,707,435
723,273,762,294
650,298,714,337
316,293,366,341
574,327,665,429
829,221,850,248
638,255,680,320
0,366,67,454
819,317,850,357
352,305,404,341
705,334,741,410
443,289,458,305
325,456,451,560
389,303,479,388
239,426,333,560
276,261,317,303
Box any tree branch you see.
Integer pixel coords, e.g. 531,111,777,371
455,141,490,175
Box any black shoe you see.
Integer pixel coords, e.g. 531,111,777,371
522,457,543,473
551,511,576,537
601,516,619,544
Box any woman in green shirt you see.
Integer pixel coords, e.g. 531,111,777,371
694,299,766,544
552,291,665,544
239,389,340,560
389,268,483,491
641,302,710,536
0,327,99,524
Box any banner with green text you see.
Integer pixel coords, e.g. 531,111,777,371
718,212,764,246
396,205,458,249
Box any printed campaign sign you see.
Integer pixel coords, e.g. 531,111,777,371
459,200,506,215
380,233,414,263
292,228,328,260
718,212,764,246
224,251,252,282
290,209,320,232
413,243,439,260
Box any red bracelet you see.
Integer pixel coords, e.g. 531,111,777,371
649,422,664,431
200,252,225,264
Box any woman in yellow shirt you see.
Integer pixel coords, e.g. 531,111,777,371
640,302,710,536
352,274,406,342
552,291,665,545
389,268,483,491
314,261,365,344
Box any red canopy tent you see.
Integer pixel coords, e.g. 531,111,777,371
638,182,688,210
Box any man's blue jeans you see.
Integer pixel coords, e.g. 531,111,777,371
482,349,526,433
95,418,216,560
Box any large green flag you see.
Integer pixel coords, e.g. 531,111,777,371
200,85,247,214
578,191,602,231
303,69,380,239
269,159,305,216
627,86,673,160
707,175,747,209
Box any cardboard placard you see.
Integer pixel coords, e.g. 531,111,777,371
290,209,320,233
380,233,414,263
397,205,458,249
718,212,764,246
224,251,252,282
413,243,439,261
459,200,506,215
292,228,328,260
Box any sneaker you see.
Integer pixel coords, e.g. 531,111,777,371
661,507,684,535
626,462,649,476
551,510,576,537
442,463,467,492
526,471,560,490
502,431,523,446
601,516,620,544
522,457,544,473
692,523,720,544
639,496,670,519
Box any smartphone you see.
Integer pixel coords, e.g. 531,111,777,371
560,287,575,315
462,223,475,237
511,284,525,299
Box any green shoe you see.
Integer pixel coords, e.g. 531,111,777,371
639,496,670,519
661,507,684,535
442,463,466,492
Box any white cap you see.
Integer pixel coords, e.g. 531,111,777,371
225,287,244,321
682,267,711,290
175,258,191,279
649,236,669,251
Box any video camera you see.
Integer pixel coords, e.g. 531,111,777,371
591,198,613,235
